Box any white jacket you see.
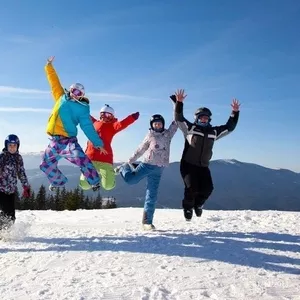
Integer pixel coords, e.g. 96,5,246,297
128,121,178,167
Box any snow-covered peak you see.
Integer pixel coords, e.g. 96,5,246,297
215,158,241,165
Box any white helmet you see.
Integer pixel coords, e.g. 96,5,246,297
69,83,85,97
100,104,115,116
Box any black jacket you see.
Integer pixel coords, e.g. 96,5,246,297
174,101,239,167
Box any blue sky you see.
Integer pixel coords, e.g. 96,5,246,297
0,0,300,171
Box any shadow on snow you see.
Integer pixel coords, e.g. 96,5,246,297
1,230,300,275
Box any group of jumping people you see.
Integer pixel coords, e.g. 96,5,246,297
0,56,240,231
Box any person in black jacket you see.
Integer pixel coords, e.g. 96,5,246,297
170,89,240,221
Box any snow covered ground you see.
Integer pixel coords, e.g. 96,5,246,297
0,208,299,300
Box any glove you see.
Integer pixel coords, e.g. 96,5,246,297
22,186,31,198
170,95,177,103
132,112,140,120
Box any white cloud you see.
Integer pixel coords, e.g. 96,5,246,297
0,85,159,103
0,107,51,113
0,86,48,94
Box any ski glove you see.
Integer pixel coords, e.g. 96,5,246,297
22,186,31,198
132,112,140,120
170,95,177,103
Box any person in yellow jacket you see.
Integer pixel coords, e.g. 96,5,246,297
40,56,107,192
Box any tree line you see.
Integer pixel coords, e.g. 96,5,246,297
15,185,117,211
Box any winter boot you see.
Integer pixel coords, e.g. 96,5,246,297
91,183,101,192
49,184,59,192
114,164,124,175
184,209,193,221
142,224,156,231
194,205,203,217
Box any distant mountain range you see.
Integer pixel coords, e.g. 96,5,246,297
19,153,300,211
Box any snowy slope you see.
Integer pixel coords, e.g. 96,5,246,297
0,208,299,300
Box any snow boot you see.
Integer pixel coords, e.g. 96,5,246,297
194,205,203,217
142,224,156,231
184,209,193,221
91,183,101,192
49,184,59,192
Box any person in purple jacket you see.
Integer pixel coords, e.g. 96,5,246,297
0,134,30,230
115,113,178,230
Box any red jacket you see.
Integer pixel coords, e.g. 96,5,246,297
85,115,137,164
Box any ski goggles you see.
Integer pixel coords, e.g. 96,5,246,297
70,88,84,97
100,112,113,118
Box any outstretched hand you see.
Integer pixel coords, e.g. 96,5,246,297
231,98,241,112
47,56,55,64
98,147,108,155
175,89,187,102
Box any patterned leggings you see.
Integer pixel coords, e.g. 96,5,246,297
40,136,100,187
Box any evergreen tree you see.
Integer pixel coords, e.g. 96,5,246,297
36,185,47,210
54,187,61,210
22,190,36,210
93,192,102,209
65,187,80,210
57,186,67,211
79,189,85,209
84,195,90,209
102,197,117,209
48,194,55,210
109,197,117,209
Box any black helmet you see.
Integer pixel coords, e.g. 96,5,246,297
150,114,165,131
195,107,212,117
194,107,212,122
5,134,20,150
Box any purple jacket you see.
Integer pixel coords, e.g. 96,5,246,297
0,149,29,194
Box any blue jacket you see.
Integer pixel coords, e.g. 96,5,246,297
45,63,103,148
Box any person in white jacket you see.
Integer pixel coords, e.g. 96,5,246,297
115,114,178,230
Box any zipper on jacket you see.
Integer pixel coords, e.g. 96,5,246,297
199,131,208,166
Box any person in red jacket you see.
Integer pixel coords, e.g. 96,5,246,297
79,104,139,190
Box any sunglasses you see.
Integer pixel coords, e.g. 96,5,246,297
71,88,84,97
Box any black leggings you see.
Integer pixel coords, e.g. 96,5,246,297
0,192,16,230
180,160,214,209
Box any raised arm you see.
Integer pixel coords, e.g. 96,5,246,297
113,112,139,133
128,133,150,163
44,56,65,102
167,121,178,139
214,99,240,140
171,89,193,137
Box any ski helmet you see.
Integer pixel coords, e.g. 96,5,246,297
150,114,165,132
194,107,212,123
100,104,115,116
5,134,20,150
69,83,85,98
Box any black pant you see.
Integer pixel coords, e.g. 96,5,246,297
0,191,16,230
180,160,214,210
